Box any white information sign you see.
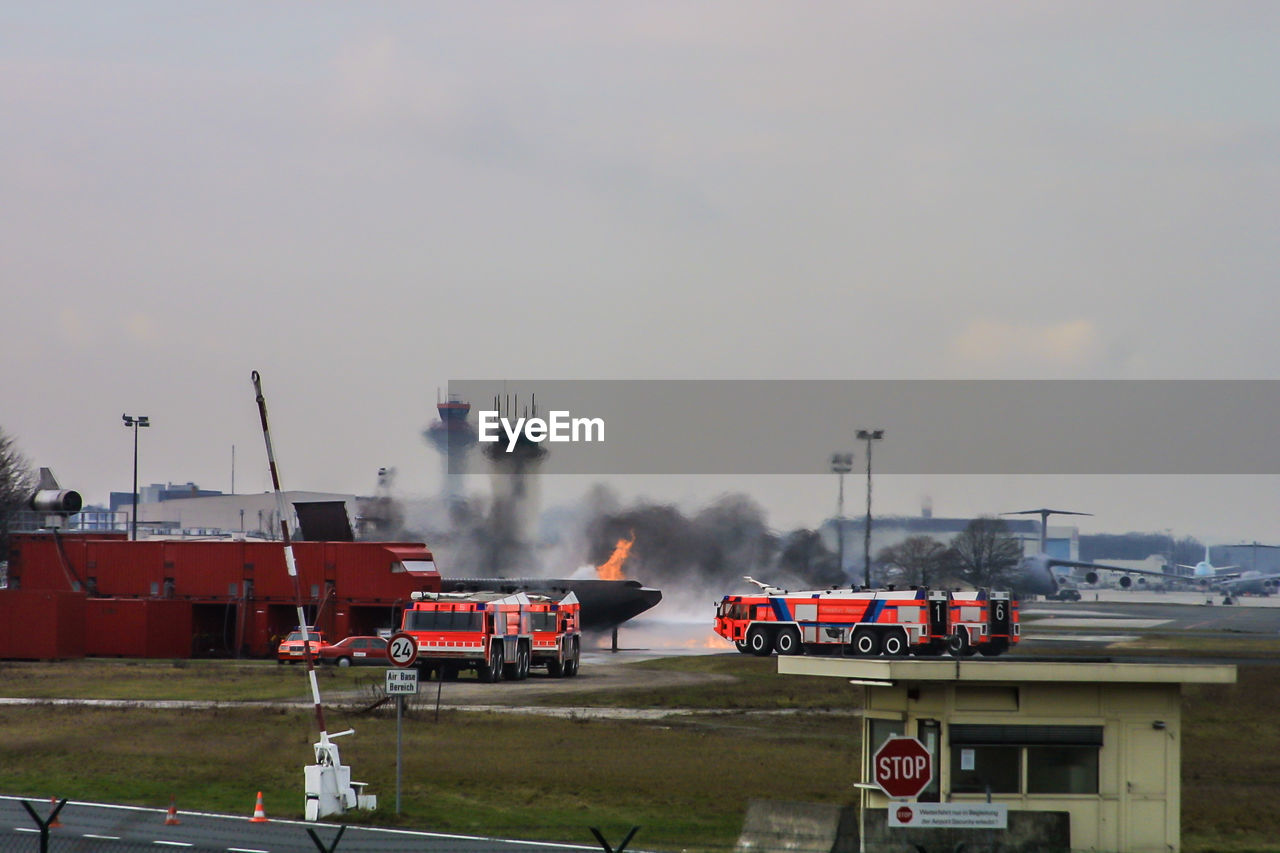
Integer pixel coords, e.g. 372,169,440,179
888,803,1007,829
385,668,419,695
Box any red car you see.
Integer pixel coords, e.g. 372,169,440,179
276,628,326,664
318,636,389,667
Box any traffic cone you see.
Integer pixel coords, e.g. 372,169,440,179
164,797,181,826
249,791,268,823
49,797,62,828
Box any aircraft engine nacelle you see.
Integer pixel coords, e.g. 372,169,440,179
1118,575,1133,589
30,489,83,515
1084,571,1099,585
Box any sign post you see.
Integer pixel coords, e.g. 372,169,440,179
386,633,419,815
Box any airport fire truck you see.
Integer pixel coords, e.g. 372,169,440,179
399,590,580,682
948,589,1020,657
713,580,1019,658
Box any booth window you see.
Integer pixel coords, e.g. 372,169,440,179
950,745,1020,794
950,725,1102,796
1027,746,1099,794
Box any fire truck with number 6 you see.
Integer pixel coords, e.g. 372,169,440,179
713,579,1018,657
399,590,581,682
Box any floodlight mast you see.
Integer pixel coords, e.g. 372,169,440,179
252,370,329,747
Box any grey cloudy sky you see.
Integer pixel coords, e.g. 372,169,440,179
3,3,1279,543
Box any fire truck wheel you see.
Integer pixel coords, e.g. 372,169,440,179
774,627,802,656
547,658,565,677
852,628,879,656
734,639,750,654
881,630,908,657
947,629,972,657
480,643,505,682
978,639,1008,657
746,626,773,657
565,641,581,677
517,645,531,680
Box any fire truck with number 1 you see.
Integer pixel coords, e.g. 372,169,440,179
713,579,1018,657
399,590,581,682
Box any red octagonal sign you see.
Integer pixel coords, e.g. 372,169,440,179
873,736,933,799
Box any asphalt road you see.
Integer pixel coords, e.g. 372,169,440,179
1022,595,1280,636
0,796,598,853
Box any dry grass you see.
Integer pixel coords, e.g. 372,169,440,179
0,702,856,852
1,652,1278,850
0,658,370,701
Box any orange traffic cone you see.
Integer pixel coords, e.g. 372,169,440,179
164,797,181,826
249,791,268,823
49,797,63,828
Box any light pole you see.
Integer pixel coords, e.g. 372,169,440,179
122,414,150,540
831,453,854,579
856,429,884,589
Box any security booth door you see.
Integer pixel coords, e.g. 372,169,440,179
917,719,941,802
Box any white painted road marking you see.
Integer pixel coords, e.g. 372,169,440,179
85,834,122,840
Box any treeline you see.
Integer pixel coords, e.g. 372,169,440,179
1080,533,1203,566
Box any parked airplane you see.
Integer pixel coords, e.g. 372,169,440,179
1177,545,1239,580
1078,542,1280,603
1002,508,1136,596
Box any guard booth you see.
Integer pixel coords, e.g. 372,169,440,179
777,657,1236,853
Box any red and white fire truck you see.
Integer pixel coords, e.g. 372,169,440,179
399,590,580,682
713,579,1018,658
948,589,1019,657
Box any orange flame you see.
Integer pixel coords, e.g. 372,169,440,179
596,532,635,580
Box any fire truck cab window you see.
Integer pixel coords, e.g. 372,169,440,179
404,611,485,631
531,612,557,632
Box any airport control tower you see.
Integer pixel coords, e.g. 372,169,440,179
422,393,476,505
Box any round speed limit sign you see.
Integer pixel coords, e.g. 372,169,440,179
387,632,419,668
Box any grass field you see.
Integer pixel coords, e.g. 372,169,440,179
1,650,1278,851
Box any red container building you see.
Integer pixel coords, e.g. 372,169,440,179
1,532,441,660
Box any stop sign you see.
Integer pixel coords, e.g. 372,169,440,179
873,736,933,799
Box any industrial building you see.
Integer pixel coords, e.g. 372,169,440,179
0,531,439,660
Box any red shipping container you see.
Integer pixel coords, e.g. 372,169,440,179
0,590,86,660
86,598,194,658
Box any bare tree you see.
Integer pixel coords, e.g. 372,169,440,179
876,535,953,587
0,428,36,561
949,516,1024,588
776,528,842,588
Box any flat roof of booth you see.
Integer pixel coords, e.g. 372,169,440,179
777,656,1236,685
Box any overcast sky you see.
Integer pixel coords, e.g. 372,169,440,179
3,3,1279,545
